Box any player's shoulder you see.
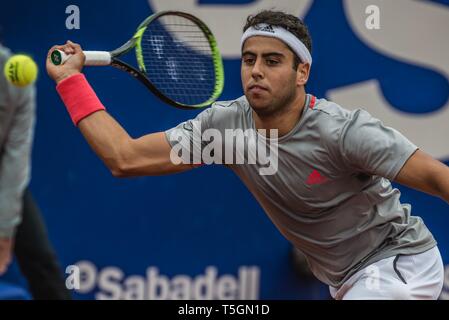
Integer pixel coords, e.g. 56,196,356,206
206,95,250,123
310,97,354,120
305,96,374,142
211,95,249,113
308,96,371,127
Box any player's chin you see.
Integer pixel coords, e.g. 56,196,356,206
246,93,271,110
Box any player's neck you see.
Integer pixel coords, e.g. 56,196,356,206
253,91,306,138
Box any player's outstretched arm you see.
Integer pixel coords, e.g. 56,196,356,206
46,41,194,177
77,111,194,177
395,149,449,204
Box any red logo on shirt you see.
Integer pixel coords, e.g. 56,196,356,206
306,169,329,185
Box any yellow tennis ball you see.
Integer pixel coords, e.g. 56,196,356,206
3,54,38,87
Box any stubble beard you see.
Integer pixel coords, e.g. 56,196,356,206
250,83,298,119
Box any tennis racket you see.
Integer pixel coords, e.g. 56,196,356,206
51,10,224,109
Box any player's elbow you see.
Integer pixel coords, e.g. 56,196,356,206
109,157,140,178
106,139,185,177
106,140,141,178
107,158,127,177
105,150,135,178
108,154,151,177
110,165,128,178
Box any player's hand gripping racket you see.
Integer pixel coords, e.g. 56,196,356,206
50,11,224,109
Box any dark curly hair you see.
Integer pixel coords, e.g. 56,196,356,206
243,10,312,70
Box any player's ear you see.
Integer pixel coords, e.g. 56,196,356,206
296,63,310,86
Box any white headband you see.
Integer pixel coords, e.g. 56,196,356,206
241,24,312,66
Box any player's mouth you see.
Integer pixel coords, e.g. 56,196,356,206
248,84,269,94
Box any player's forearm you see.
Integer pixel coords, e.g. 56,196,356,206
79,117,181,177
77,110,132,176
56,73,191,176
78,111,185,177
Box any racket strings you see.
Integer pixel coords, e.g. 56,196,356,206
141,15,217,106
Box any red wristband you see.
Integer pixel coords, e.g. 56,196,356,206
56,73,106,126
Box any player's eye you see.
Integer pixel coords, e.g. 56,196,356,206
242,57,255,65
266,59,280,65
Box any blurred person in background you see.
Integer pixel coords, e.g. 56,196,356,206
0,39,71,299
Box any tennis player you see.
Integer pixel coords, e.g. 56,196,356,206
46,11,449,299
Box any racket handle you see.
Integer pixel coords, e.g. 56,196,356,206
51,49,111,66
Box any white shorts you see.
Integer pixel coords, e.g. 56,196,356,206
329,246,444,300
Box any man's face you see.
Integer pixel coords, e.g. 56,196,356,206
241,36,300,116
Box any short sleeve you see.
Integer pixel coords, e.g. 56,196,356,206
339,109,418,180
164,107,214,164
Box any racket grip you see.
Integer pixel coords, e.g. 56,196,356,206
51,49,111,66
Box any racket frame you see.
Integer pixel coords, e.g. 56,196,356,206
52,10,224,110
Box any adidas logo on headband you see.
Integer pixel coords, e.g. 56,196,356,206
254,24,275,33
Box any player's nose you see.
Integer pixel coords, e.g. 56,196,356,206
251,59,264,79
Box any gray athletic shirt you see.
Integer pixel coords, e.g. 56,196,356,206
0,45,35,237
164,94,436,288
